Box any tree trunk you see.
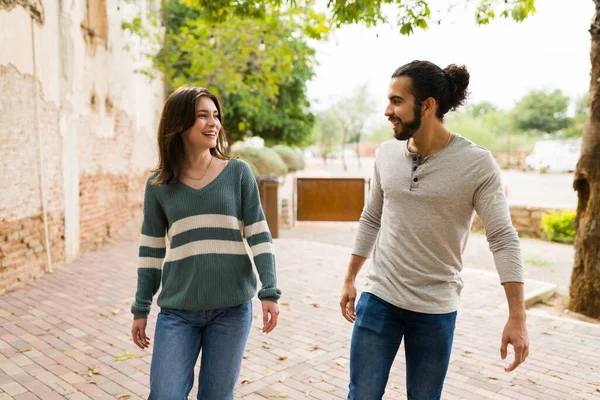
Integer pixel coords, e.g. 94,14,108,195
355,136,362,168
341,127,348,172
568,0,600,319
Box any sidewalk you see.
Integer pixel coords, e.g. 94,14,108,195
0,237,599,399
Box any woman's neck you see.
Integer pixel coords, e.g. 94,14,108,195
183,147,212,169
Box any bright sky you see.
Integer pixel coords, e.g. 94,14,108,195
307,0,594,117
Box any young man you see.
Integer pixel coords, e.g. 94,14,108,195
340,60,529,400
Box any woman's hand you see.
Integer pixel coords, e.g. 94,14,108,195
261,301,279,334
131,318,151,349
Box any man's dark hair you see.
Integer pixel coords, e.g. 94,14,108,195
392,60,470,120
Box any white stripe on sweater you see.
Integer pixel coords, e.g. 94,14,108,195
244,220,270,238
139,257,163,269
139,234,166,248
165,240,248,262
250,242,274,257
167,214,243,240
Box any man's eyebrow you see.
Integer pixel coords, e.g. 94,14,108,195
389,95,404,101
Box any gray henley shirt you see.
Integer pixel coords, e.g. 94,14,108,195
352,134,524,314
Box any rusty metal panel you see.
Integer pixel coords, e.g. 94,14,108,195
296,178,365,221
257,178,281,239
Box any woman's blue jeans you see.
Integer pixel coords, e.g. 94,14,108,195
148,301,252,400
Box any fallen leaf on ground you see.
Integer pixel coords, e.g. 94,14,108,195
17,348,32,353
240,378,253,385
278,356,288,361
117,396,131,400
311,303,319,308
115,352,135,361
269,394,287,398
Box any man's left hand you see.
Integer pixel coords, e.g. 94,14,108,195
501,318,529,372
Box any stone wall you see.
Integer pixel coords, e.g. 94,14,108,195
471,204,574,239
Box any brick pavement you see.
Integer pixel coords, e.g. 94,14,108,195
0,238,599,399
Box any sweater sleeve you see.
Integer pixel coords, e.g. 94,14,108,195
473,152,524,284
131,177,167,320
240,163,281,303
352,158,384,258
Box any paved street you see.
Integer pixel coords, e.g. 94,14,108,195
0,237,599,399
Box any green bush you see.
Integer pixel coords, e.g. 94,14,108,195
541,210,576,244
271,145,305,172
235,147,288,177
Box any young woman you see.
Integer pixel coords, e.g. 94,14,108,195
130,86,281,399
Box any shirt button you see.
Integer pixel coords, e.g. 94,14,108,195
413,166,417,171
413,157,417,162
413,177,419,182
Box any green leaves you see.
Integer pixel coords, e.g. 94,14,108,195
513,89,572,134
120,0,538,147
161,1,325,145
476,0,535,25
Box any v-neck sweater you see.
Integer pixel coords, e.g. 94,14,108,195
131,159,280,319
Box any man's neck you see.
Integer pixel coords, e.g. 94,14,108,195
408,124,452,158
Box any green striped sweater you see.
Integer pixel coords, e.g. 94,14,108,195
131,159,281,320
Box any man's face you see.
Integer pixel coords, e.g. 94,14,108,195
384,77,422,141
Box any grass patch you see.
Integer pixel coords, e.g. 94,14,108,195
525,259,554,267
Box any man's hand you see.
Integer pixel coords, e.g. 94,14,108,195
340,280,357,323
262,301,279,334
131,318,151,349
501,317,529,372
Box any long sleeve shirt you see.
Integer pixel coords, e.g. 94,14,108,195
352,135,523,314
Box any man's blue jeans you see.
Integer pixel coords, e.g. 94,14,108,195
148,301,252,400
348,292,457,400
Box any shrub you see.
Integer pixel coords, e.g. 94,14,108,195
235,147,288,177
271,145,305,172
541,210,576,244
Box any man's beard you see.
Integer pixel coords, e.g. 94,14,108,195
391,102,422,141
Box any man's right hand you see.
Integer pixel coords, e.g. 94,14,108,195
131,318,151,349
340,281,358,323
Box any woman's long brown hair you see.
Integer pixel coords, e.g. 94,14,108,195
151,86,230,185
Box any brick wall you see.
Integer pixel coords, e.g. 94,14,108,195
0,65,156,295
79,172,148,253
0,65,66,295
0,212,65,294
